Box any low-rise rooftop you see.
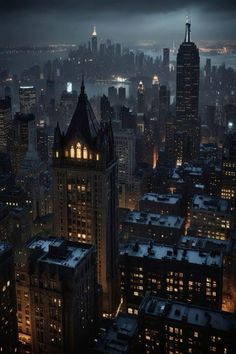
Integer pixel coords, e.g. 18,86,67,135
123,211,184,229
119,242,222,268
192,195,230,213
140,193,182,205
140,295,236,332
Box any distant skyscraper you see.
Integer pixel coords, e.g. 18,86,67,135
221,133,236,201
52,80,119,315
59,88,78,130
108,86,118,105
91,25,98,55
100,95,114,123
163,48,170,72
0,97,11,152
137,81,146,114
118,87,126,103
176,20,200,162
19,86,37,114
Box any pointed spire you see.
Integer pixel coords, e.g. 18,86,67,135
185,17,191,42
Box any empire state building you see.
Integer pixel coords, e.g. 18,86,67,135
175,20,200,163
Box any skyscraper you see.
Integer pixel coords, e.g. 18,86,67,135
0,97,11,153
176,20,200,162
137,81,146,114
52,80,119,315
19,86,37,115
91,25,98,55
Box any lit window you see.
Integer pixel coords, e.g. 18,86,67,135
96,153,99,161
70,146,75,158
76,143,82,158
56,151,59,158
83,146,88,159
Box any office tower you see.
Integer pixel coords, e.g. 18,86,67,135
91,25,98,55
151,75,159,113
26,236,96,354
59,88,78,130
163,48,170,71
10,112,36,175
176,20,200,162
115,43,122,57
190,195,234,240
0,96,11,152
19,86,37,114
205,58,211,88
100,95,114,123
45,78,55,106
0,242,18,353
139,294,236,354
221,133,236,201
114,128,136,208
121,211,184,244
37,120,49,162
120,241,223,313
159,84,170,141
137,81,146,114
118,87,126,104
108,86,118,105
224,105,236,133
52,81,119,315
119,106,136,131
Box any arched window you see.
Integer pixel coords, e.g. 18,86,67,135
76,143,82,159
83,146,88,159
70,146,75,158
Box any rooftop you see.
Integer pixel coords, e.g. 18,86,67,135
94,314,138,354
140,295,236,332
192,195,230,213
27,236,92,269
179,235,230,254
119,242,222,268
140,193,182,205
124,211,184,229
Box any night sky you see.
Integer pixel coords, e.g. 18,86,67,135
1,0,235,46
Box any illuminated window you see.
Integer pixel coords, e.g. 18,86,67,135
83,146,88,159
96,153,100,161
56,151,59,158
65,150,69,157
70,146,75,158
76,143,82,158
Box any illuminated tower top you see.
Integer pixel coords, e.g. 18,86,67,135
92,25,97,37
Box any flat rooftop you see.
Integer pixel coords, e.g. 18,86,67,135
119,242,222,268
94,314,138,354
124,211,184,229
140,295,236,332
27,236,91,269
192,195,230,213
179,235,230,253
140,193,182,205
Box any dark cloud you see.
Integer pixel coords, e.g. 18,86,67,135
0,0,236,15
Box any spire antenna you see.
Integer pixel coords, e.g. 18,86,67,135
185,16,191,42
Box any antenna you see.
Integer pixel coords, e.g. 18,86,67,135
185,16,191,42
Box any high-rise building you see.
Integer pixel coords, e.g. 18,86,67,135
59,88,78,130
137,81,146,114
221,133,236,201
0,97,11,152
91,26,98,55
100,95,114,124
52,81,119,315
26,236,96,354
176,20,200,162
118,87,126,104
163,48,170,71
19,86,37,115
0,242,19,353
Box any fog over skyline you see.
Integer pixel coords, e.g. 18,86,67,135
0,0,235,46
